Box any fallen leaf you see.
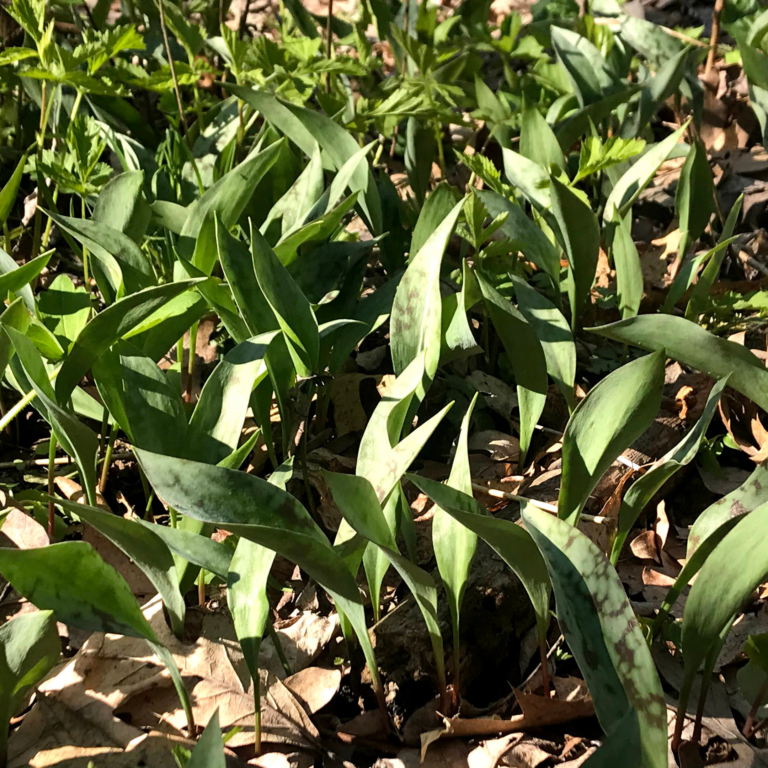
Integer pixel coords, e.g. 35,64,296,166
467,371,518,417
0,508,49,549
283,667,341,714
468,430,520,463
630,530,663,563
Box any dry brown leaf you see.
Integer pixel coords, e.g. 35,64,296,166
468,430,520,463
630,530,663,563
654,501,670,551
283,667,341,714
329,374,379,435
0,508,49,549
267,612,339,674
9,596,328,762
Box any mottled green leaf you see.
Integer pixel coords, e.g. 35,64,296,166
477,272,547,465
92,169,151,243
520,97,565,170
409,475,550,638
522,505,667,768
560,350,665,525
610,376,727,563
588,315,768,413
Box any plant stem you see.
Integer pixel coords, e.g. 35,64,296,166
744,677,768,738
267,622,292,676
80,195,91,301
186,321,198,403
177,337,186,399
253,667,261,755
0,390,37,433
99,424,117,494
197,567,206,606
326,0,334,94
157,0,190,136
705,0,725,75
47,434,57,541
30,81,49,260
539,634,551,699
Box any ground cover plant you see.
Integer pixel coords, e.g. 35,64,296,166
2,0,768,764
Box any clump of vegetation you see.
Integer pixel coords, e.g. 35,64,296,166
1,0,768,765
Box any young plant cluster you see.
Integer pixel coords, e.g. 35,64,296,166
0,0,768,765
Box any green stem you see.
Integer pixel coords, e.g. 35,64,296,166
267,622,292,677
80,195,91,301
98,424,117,494
254,666,262,755
197,566,206,606
186,321,198,403
0,389,37,433
47,433,57,541
177,337,186,399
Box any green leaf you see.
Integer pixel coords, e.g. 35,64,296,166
550,26,611,106
554,84,644,151
686,194,743,319
6,326,99,506
251,225,319,377
588,315,768,413
610,376,727,563
55,279,203,403
650,465,768,637
603,123,689,222
611,210,643,319
0,247,35,313
391,199,463,397
675,140,716,260
261,148,324,239
0,250,51,303
410,182,459,259
37,275,91,351
476,271,547,465
186,710,225,768
476,190,561,286
510,274,576,409
187,333,274,465
138,519,233,581
0,609,59,763
92,341,186,456
42,214,154,298
92,170,151,243
502,148,552,215
574,136,646,183
521,505,667,768
432,394,478,652
678,502,768,735
550,175,600,324
405,118,435,206
0,153,27,227
409,475,550,638
135,448,382,692
326,471,446,692
559,350,665,525
226,86,382,236
50,495,186,638
440,259,482,365
580,708,642,768
520,97,564,170
180,140,284,261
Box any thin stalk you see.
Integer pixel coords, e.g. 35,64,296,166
41,186,59,249
186,321,198,403
452,627,461,711
0,388,8,436
157,0,190,135
47,434,57,541
299,382,319,521
253,667,261,755
325,0,334,94
98,424,117,494
98,409,109,457
80,195,91,300
193,82,205,133
705,0,725,75
177,337,186,400
0,451,133,470
197,567,206,606
0,390,38,433
744,678,768,738
539,635,551,699
267,622,292,676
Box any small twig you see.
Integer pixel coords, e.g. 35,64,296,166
471,484,615,526
594,16,709,48
705,0,725,75
157,0,190,135
0,451,133,470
